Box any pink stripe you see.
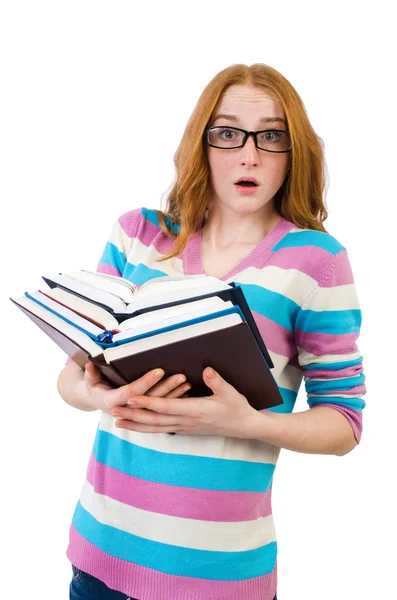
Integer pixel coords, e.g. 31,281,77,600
87,453,272,522
295,330,358,356
320,250,354,287
305,364,363,378
67,526,277,600
254,311,296,359
130,212,177,254
270,247,353,285
97,263,122,277
118,210,176,255
312,404,363,443
118,209,142,238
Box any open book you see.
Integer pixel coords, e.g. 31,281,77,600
43,270,230,315
10,271,283,411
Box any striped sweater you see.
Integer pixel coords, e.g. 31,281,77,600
66,207,366,600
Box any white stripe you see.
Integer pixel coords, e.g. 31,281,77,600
306,284,361,311
296,348,362,367
304,374,361,382
288,226,307,234
99,412,277,465
269,350,302,391
230,265,316,306
107,221,132,256
109,224,185,278
79,479,276,552
127,238,184,278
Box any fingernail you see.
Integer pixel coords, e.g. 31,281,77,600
154,369,164,379
176,375,186,385
206,367,215,378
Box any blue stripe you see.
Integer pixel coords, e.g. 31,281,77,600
306,374,365,394
295,308,362,335
72,502,277,579
308,396,366,411
304,357,363,371
98,242,126,274
141,207,180,233
267,387,297,413
94,430,274,492
272,231,345,254
122,261,168,286
238,283,299,330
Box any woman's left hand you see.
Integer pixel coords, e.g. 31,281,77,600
112,367,259,438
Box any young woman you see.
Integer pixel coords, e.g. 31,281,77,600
58,63,366,600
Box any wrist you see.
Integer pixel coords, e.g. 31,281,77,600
79,378,105,412
237,408,269,439
241,408,279,441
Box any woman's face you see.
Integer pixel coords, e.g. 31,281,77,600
206,84,290,217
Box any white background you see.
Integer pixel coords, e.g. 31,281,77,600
1,2,395,599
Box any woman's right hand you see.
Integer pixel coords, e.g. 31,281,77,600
83,361,191,414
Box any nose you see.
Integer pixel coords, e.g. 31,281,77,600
239,133,260,166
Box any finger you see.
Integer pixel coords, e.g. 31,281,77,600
163,383,191,398
202,367,233,395
115,419,184,434
84,361,102,387
118,369,165,404
113,407,190,427
145,374,187,398
127,394,199,416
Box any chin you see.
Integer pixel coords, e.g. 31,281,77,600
228,196,272,215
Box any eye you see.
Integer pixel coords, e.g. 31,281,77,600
260,130,283,143
217,127,238,139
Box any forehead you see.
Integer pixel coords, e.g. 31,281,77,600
215,84,285,120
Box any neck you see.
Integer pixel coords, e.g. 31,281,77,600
202,203,281,250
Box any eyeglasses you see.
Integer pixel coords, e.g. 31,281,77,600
204,126,292,153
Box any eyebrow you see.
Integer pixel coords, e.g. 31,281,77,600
213,113,287,126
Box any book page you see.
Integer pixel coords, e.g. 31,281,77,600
125,280,232,313
44,275,125,313
27,291,105,337
104,312,242,361
44,287,119,330
67,270,136,303
113,300,234,342
81,270,137,293
118,296,226,331
12,295,103,357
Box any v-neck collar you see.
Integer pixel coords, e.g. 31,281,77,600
182,214,296,281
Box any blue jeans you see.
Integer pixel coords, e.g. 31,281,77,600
70,565,135,599
70,565,277,599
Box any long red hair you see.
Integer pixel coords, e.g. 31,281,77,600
156,63,328,260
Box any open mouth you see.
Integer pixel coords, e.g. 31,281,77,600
235,181,258,187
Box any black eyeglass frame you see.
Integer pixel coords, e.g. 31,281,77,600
204,125,292,153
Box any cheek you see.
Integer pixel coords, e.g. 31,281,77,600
263,156,289,183
208,151,234,183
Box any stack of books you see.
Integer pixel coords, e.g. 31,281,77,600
10,270,283,411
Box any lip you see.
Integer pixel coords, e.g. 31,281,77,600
234,183,259,195
235,177,259,185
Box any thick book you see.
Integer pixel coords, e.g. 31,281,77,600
42,270,274,368
10,273,283,411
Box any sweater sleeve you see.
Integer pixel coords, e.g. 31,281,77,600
294,250,366,443
96,209,141,277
